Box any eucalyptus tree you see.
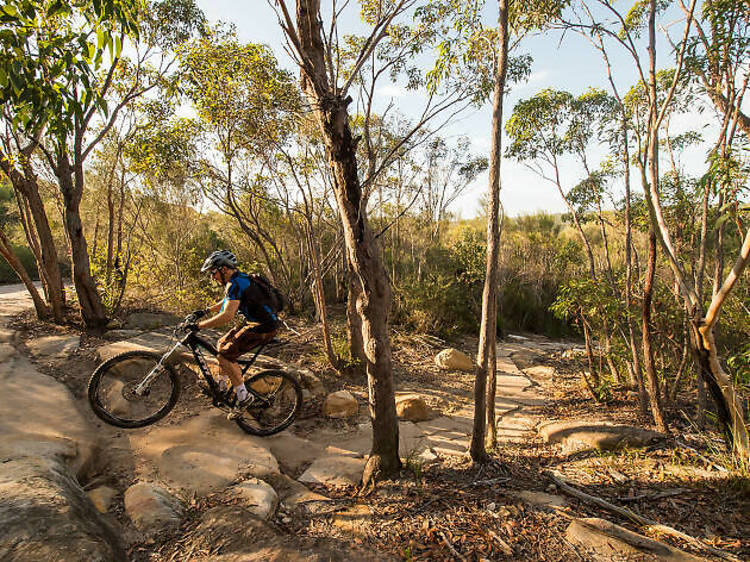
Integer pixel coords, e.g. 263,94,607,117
565,0,749,459
0,180,48,316
1,0,204,328
179,27,301,292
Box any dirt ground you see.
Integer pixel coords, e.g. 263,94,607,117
11,308,750,561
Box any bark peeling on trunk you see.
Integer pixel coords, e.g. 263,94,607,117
293,0,401,481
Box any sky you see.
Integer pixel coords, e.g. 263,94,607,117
194,1,718,218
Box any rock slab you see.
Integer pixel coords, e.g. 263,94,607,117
539,421,664,453
566,517,703,561
131,411,279,495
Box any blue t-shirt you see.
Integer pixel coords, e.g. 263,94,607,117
224,271,278,325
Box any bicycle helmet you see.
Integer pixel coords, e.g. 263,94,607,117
201,250,238,273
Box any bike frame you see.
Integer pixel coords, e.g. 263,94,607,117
134,330,271,409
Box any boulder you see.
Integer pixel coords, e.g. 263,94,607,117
87,486,118,514
26,334,79,360
231,478,279,520
124,312,179,330
395,394,430,422
264,473,331,514
124,482,184,535
434,348,473,372
298,455,366,487
297,368,326,397
566,518,703,561
322,390,358,419
539,421,664,453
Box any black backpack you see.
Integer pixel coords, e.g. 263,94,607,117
249,273,287,314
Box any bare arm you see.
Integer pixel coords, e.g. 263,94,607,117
198,300,239,330
206,299,224,315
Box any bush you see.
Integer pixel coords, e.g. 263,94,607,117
0,245,39,284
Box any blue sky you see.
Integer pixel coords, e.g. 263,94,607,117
195,1,716,218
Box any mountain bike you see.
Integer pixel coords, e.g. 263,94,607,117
87,314,302,436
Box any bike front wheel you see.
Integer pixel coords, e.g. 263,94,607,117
234,369,302,436
88,350,180,428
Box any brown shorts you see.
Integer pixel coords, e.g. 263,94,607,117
217,324,277,361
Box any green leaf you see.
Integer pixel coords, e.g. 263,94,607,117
2,4,18,18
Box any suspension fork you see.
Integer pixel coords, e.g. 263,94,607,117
134,339,185,396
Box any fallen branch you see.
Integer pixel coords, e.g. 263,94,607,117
546,470,741,562
439,531,467,561
617,488,689,503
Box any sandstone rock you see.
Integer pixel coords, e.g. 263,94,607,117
232,478,279,520
131,412,279,495
0,328,14,343
331,504,373,535
523,365,557,379
97,331,185,363
434,348,473,372
124,482,184,535
264,473,331,514
297,368,326,397
566,518,703,561
0,456,125,561
265,433,326,475
0,355,97,479
0,342,15,362
102,329,142,341
509,350,541,370
395,394,430,422
298,455,366,487
191,506,278,554
539,421,664,453
0,350,119,560
322,390,358,419
511,490,567,508
26,334,79,360
124,312,179,330
87,486,118,514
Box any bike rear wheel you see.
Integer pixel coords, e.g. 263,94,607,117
233,369,302,436
88,350,180,428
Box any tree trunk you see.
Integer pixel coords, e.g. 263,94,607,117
4,164,66,322
0,227,49,319
294,0,400,482
56,153,107,329
346,261,366,372
306,220,339,370
642,230,667,432
471,0,508,463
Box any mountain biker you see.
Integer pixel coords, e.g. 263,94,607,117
190,250,279,419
